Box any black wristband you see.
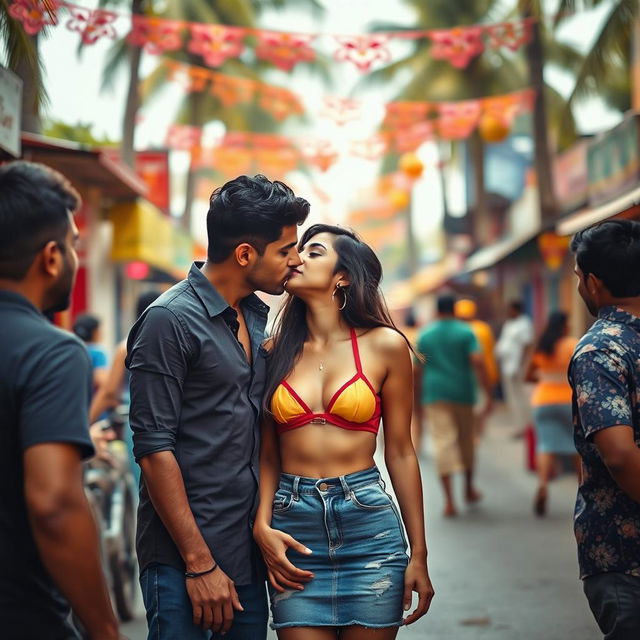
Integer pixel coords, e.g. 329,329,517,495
185,562,218,579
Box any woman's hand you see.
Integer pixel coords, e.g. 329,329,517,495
402,556,434,625
253,524,314,592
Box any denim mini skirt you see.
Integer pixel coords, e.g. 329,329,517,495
269,466,409,629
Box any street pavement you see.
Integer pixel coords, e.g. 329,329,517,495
123,406,600,639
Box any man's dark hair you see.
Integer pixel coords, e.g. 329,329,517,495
206,174,309,263
0,161,80,280
437,294,456,315
73,313,100,343
571,220,640,297
509,300,524,314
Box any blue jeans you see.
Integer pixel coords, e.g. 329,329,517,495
140,564,268,640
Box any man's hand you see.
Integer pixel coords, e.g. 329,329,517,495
185,566,243,634
89,421,116,462
254,525,313,592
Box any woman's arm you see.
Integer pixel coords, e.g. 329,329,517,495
253,416,313,592
89,342,127,424
378,328,435,625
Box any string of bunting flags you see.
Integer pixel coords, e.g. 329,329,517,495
165,86,535,174
9,0,536,72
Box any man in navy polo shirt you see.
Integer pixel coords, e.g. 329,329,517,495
0,161,121,639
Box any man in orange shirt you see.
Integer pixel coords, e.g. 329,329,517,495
455,299,498,438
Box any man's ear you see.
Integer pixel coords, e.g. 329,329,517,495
586,272,603,297
39,241,63,278
234,242,257,267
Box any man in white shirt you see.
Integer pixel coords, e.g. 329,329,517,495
495,300,534,437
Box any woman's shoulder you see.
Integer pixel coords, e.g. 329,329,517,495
359,326,409,355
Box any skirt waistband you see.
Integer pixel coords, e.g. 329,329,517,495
279,465,382,498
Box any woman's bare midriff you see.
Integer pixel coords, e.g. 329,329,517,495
279,422,377,478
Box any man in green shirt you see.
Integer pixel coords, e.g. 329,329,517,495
414,294,492,517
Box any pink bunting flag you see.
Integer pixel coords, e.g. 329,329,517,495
127,15,183,55
255,31,316,71
66,6,118,45
333,35,391,72
9,0,58,35
187,24,246,67
318,96,361,126
428,26,484,69
165,124,202,150
350,134,389,160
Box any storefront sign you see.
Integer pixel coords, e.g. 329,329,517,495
0,66,22,157
587,114,640,207
135,150,170,213
554,140,588,213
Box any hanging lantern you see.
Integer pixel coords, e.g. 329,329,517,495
388,188,410,211
479,113,511,143
399,152,424,180
538,232,571,271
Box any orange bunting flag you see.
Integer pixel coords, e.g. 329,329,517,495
259,86,304,121
187,24,246,67
333,35,391,72
428,26,484,69
391,121,435,152
383,102,432,129
210,146,254,175
255,31,316,71
210,74,256,106
437,100,482,139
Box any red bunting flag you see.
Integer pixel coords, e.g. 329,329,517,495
485,19,534,52
187,24,246,67
127,15,182,55
66,6,117,44
333,35,391,72
9,0,58,35
437,100,482,138
165,125,202,150
255,31,316,71
384,102,432,129
428,26,484,69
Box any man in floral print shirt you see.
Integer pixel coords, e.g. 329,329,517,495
569,220,640,640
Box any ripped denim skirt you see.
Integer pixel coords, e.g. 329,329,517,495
268,465,409,630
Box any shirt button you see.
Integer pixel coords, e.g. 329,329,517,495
318,482,329,491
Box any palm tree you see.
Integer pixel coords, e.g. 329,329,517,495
554,0,637,124
0,0,51,133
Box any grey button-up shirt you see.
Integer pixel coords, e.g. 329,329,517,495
126,262,269,584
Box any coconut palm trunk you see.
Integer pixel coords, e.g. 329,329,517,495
14,34,41,133
520,0,558,223
121,0,144,168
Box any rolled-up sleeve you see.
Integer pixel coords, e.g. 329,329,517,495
126,306,191,461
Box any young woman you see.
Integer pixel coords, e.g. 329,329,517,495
254,224,434,639
526,311,580,516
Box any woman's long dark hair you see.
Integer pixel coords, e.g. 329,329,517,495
264,224,410,411
536,311,568,356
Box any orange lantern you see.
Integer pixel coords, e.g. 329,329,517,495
478,113,510,143
399,152,424,180
388,188,410,211
537,232,571,270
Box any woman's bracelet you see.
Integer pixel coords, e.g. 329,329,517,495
184,562,218,579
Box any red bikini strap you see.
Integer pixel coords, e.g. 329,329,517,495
350,328,362,373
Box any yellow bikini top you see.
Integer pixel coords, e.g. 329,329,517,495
270,329,381,435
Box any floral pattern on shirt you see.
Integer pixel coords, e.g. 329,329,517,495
569,306,640,579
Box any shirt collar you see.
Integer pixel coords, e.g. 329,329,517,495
0,290,42,315
188,262,269,319
598,305,640,330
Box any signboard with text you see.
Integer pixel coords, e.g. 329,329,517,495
0,66,22,157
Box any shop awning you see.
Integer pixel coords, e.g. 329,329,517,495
386,254,462,309
556,185,640,236
19,133,147,200
463,226,540,273
110,200,192,278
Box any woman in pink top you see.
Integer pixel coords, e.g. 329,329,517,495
526,311,580,516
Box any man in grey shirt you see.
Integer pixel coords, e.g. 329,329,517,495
127,175,309,640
